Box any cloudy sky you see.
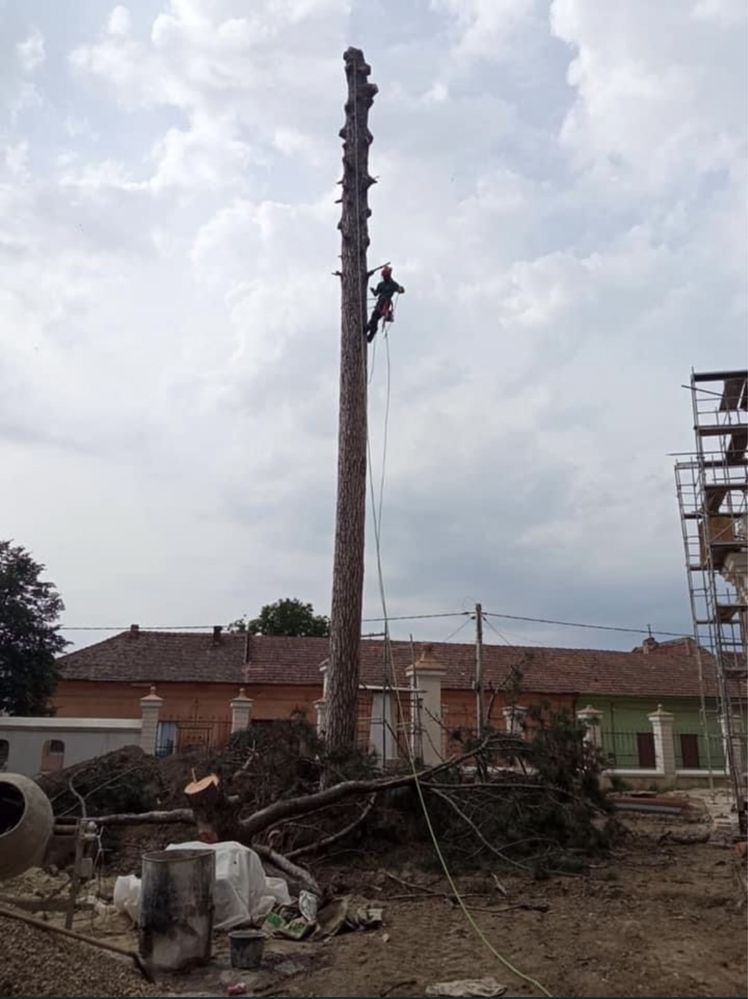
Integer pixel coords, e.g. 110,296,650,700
1,0,745,653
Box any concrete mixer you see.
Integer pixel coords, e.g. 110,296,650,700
0,773,55,880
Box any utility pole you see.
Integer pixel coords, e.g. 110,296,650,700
326,48,378,754
475,603,484,737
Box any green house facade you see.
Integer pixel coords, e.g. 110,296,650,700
582,694,729,771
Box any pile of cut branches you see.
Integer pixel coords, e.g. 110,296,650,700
54,710,615,893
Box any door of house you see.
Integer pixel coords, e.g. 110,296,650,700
680,733,700,769
636,732,656,768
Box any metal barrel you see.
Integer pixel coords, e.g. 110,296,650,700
138,848,215,970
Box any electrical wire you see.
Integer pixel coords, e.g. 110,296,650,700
483,611,689,640
481,615,515,647
441,616,473,643
59,611,688,638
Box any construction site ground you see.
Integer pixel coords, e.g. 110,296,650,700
0,811,745,998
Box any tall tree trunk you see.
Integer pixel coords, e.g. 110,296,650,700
326,48,378,754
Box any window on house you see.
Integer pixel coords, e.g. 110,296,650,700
636,732,656,768
680,733,700,769
40,739,65,772
0,739,8,770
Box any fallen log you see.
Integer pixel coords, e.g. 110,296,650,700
239,740,495,838
252,844,321,897
88,809,194,826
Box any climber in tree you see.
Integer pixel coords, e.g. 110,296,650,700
366,265,404,343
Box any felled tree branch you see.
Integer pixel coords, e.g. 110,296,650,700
88,809,195,826
239,739,497,837
426,786,528,872
252,844,321,897
286,793,377,859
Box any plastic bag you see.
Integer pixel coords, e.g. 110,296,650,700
166,841,286,930
112,874,141,923
114,841,289,931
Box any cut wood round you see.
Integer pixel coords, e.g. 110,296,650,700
184,775,220,805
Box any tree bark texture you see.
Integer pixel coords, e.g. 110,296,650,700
326,48,378,754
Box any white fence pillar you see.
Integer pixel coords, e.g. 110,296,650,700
406,645,445,765
648,704,676,779
230,688,254,734
140,686,163,756
577,705,603,748
314,698,327,737
502,704,528,737
369,691,398,763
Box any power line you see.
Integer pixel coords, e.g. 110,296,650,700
362,611,469,623
59,612,470,631
483,611,688,639
441,616,473,643
58,609,689,639
482,615,515,647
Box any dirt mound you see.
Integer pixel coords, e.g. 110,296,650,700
0,913,158,996
36,745,166,817
35,744,245,818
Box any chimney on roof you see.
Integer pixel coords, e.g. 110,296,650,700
212,625,223,646
129,624,139,640
642,636,659,654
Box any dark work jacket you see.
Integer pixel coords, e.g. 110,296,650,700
372,276,403,300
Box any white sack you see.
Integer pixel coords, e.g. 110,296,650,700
113,840,289,931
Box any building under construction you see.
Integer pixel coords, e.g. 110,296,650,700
675,369,747,827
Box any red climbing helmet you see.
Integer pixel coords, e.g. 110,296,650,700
381,265,392,277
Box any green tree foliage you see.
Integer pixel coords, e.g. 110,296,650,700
228,598,330,637
0,541,68,715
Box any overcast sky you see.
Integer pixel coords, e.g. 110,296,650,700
1,0,745,654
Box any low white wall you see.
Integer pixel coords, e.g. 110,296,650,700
0,717,142,776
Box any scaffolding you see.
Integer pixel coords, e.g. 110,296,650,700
674,369,747,827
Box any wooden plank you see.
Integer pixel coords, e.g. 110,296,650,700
717,603,746,623
720,376,748,411
0,895,93,912
693,368,748,384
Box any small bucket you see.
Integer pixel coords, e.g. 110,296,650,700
228,929,266,970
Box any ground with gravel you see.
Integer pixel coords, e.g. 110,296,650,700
0,914,159,997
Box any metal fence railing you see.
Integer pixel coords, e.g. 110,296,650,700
601,731,654,769
155,718,232,758
674,733,726,770
601,730,729,771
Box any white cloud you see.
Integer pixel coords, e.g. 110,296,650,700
108,6,133,36
550,0,747,190
432,0,540,60
0,0,744,648
16,30,45,73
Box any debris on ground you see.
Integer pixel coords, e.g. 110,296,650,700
426,977,508,997
1,728,742,997
112,839,290,931
309,895,384,939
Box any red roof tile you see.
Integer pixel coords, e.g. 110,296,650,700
57,630,733,699
58,629,246,684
